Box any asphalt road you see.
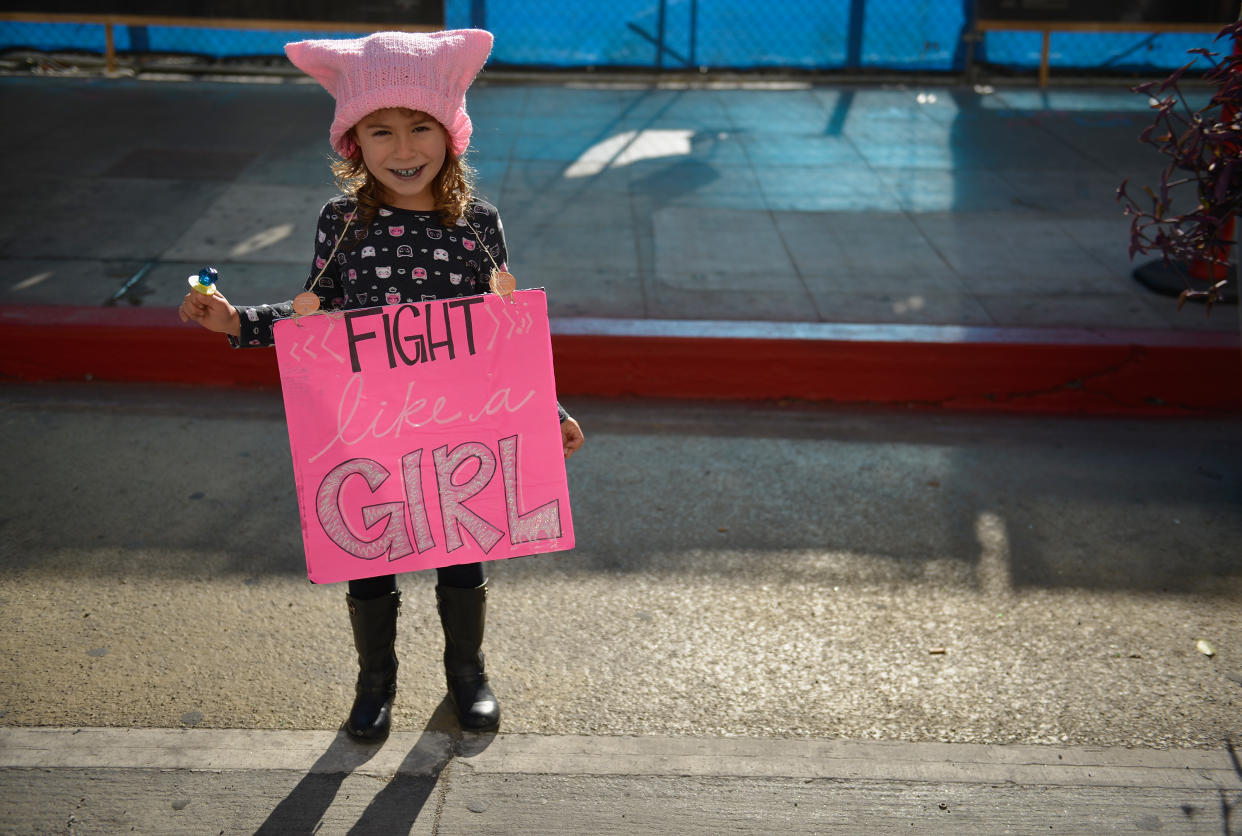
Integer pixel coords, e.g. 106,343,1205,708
1,383,1238,748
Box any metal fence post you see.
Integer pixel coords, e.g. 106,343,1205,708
689,0,698,68
656,0,667,70
960,0,981,77
846,0,866,68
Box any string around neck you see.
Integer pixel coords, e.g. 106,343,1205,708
466,216,517,300
292,209,356,321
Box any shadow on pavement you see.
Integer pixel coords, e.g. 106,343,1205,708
254,699,493,834
254,728,387,835
1,389,1239,595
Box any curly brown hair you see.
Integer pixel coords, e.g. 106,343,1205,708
330,112,476,246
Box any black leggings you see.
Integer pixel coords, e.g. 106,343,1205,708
348,562,485,600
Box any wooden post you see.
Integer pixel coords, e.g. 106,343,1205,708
104,20,115,75
1039,28,1050,87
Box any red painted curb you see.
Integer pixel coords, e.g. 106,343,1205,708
4,305,1240,414
2,305,281,389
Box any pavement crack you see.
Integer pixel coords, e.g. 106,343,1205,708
430,758,452,836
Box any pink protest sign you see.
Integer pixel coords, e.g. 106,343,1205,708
273,290,574,584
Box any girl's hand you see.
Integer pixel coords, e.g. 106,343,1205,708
179,289,241,337
561,416,584,459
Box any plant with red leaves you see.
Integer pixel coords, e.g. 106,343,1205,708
1118,18,1242,312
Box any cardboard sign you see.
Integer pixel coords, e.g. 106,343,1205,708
273,290,573,584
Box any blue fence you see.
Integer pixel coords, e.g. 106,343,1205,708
0,1,1231,74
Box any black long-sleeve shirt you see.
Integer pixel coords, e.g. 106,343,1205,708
232,195,568,422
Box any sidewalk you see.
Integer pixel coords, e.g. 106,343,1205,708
4,727,1240,834
0,74,1239,411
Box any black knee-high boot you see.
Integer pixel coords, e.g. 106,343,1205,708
436,581,500,732
344,590,400,742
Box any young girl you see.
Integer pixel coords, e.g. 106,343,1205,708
179,29,585,741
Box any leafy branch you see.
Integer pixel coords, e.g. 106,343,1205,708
1117,19,1242,311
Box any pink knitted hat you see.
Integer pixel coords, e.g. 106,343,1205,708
285,29,493,158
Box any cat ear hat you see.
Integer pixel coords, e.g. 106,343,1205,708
285,29,494,158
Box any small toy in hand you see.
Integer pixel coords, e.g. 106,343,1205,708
188,267,219,296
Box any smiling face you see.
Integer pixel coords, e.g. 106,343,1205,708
353,108,448,211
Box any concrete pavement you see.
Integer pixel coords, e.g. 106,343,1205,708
0,73,1234,332
3,728,1241,834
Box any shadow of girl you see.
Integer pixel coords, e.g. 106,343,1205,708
252,727,390,835
255,699,497,834
348,699,499,834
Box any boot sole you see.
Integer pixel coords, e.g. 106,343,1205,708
344,722,391,743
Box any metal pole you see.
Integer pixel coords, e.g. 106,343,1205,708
690,0,698,69
846,0,866,69
657,0,666,70
962,0,980,80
